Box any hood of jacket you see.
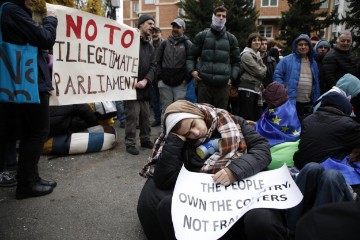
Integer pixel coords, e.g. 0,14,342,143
0,0,32,16
336,73,360,98
291,34,316,59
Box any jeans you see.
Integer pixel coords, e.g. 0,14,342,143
158,80,187,121
287,162,354,233
115,101,125,123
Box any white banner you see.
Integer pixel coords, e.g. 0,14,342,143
172,164,303,240
47,4,139,105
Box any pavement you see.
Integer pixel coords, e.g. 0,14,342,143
0,123,162,240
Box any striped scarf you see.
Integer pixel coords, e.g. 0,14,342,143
139,100,247,177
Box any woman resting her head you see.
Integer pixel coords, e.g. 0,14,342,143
137,100,288,240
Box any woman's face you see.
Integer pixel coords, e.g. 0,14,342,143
251,37,261,51
174,118,208,140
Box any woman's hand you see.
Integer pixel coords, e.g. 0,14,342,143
212,168,236,186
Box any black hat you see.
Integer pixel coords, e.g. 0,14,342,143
320,92,352,115
152,26,161,32
137,14,155,28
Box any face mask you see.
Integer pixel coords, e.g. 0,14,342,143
212,14,226,30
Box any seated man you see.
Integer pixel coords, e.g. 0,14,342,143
288,92,359,236
137,100,288,240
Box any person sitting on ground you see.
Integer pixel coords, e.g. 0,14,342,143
137,100,288,240
49,104,98,137
312,73,360,113
287,92,359,237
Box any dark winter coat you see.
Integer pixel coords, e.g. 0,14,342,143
322,47,360,89
156,35,192,86
186,26,240,87
1,0,57,92
49,104,98,137
153,116,271,190
293,107,360,170
136,37,156,101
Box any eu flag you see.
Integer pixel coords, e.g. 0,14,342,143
255,100,301,147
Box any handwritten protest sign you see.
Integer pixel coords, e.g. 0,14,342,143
172,164,303,240
46,4,139,105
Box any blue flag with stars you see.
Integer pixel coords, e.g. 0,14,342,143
255,100,301,147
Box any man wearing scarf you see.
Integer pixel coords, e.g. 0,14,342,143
186,6,240,111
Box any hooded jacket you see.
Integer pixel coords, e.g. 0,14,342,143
1,0,57,92
237,47,267,91
273,34,320,102
186,25,240,87
293,107,360,170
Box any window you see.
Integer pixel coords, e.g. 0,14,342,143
261,0,278,7
145,0,155,4
320,0,328,8
259,26,273,38
133,3,139,13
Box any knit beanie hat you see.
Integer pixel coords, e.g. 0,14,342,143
165,113,202,135
320,92,352,115
263,82,289,107
137,14,155,28
315,40,331,51
336,73,360,98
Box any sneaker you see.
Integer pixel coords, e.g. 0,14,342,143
151,120,161,127
126,146,139,155
119,122,125,128
0,172,17,187
141,141,154,149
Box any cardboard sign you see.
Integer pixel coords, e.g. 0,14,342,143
47,4,139,105
172,164,303,240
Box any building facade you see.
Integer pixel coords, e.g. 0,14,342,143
122,0,348,41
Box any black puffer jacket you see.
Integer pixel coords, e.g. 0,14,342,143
322,47,360,89
294,107,360,170
186,26,240,87
153,116,271,190
1,0,57,92
136,37,156,101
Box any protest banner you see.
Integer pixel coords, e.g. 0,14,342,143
46,4,139,105
172,164,303,240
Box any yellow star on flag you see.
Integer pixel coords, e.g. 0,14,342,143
272,116,282,125
269,108,275,113
281,125,289,132
292,130,300,136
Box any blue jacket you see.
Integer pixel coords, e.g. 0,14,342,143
273,34,320,102
1,0,57,92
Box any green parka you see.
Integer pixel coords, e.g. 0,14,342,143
186,26,240,87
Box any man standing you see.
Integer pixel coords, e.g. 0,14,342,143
314,40,331,94
156,18,192,124
186,6,240,110
125,14,156,155
150,26,163,127
323,31,360,89
274,34,319,122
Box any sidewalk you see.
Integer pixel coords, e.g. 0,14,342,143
0,124,161,240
